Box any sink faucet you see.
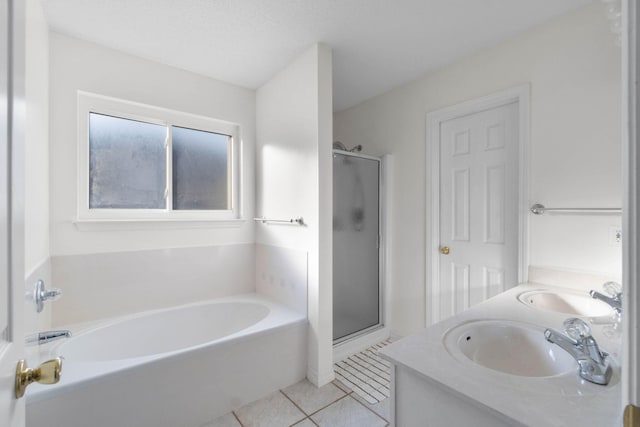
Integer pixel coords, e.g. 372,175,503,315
589,281,622,315
25,330,72,345
544,318,612,385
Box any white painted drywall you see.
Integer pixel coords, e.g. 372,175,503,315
24,0,52,334
334,4,622,336
25,0,49,273
256,44,334,386
48,33,256,256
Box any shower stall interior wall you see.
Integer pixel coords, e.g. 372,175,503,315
332,151,382,342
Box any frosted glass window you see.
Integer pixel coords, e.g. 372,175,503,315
89,113,167,209
79,93,239,222
172,126,230,210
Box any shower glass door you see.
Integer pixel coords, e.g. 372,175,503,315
333,151,381,343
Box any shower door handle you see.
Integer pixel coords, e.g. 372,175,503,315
440,246,450,255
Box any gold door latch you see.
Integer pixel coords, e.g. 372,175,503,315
440,246,450,255
15,357,62,398
625,404,640,427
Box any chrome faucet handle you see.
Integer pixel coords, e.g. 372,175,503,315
603,281,622,298
563,318,592,340
32,280,63,313
545,318,612,385
590,281,622,316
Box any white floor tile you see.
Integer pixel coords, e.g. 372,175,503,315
282,379,346,415
350,391,391,421
311,396,387,427
200,412,242,427
332,379,353,394
291,418,317,427
234,391,306,427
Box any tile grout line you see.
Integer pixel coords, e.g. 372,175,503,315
332,379,354,395
338,380,381,404
289,416,317,427
305,394,354,419
231,410,245,427
279,390,311,423
280,386,350,425
347,393,390,424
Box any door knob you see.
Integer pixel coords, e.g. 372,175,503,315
440,246,450,255
15,357,62,398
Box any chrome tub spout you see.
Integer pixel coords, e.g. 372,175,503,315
26,330,72,345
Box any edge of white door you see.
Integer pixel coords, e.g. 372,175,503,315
0,0,25,425
623,0,639,419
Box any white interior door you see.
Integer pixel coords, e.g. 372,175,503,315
0,0,25,425
436,102,519,320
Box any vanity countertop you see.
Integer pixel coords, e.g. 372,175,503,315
379,284,622,427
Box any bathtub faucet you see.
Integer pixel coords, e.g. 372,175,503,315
589,281,622,316
26,330,72,345
544,318,612,385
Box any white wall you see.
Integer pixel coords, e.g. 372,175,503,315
51,244,256,325
256,44,334,386
334,3,622,336
49,33,256,257
25,0,49,273
24,0,51,334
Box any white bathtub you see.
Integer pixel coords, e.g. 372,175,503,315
26,294,307,427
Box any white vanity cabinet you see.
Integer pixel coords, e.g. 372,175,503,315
391,364,520,427
379,285,622,427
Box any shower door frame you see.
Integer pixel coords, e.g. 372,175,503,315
332,149,386,345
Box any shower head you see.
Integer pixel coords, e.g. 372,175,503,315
333,141,363,153
333,141,347,151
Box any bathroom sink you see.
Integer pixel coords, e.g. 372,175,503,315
517,290,614,317
444,320,576,377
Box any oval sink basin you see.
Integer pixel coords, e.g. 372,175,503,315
518,290,614,317
444,320,576,377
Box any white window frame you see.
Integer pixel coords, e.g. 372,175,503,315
77,91,242,225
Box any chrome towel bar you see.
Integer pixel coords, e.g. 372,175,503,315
253,217,305,225
530,203,621,215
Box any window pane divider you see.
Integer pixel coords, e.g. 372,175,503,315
166,124,173,211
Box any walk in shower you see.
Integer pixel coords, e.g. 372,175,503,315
333,147,382,343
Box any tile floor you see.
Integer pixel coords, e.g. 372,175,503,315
203,378,391,427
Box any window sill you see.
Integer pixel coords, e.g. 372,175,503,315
73,218,247,231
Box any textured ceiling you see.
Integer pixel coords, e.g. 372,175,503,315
41,0,596,111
